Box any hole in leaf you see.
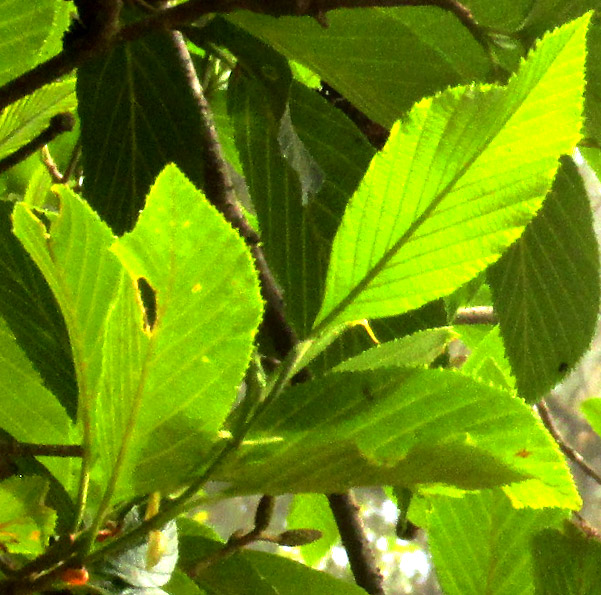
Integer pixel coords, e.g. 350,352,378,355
137,277,157,331
33,209,52,233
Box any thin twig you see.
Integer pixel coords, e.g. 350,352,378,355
454,306,497,325
191,495,274,575
0,113,75,175
40,146,64,183
0,441,83,458
536,400,601,486
0,0,482,113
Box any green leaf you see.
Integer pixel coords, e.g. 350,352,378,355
178,519,363,595
77,21,207,233
178,519,278,595
314,14,589,332
244,549,367,595
333,327,457,372
428,489,567,595
0,315,77,491
12,188,124,411
287,494,338,567
0,201,76,415
229,7,490,127
229,76,373,336
488,156,599,402
0,0,55,86
532,523,601,594
218,368,578,508
164,571,205,595
0,81,76,161
580,397,601,436
461,326,515,391
96,165,262,497
0,476,56,555
314,300,449,374
584,16,601,143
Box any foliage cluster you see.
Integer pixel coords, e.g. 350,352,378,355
1,1,601,593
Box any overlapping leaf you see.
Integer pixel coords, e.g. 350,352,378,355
12,188,124,410
461,326,515,391
488,157,599,402
462,0,533,32
428,489,567,595
77,20,207,233
333,327,457,372
532,523,601,594
580,397,601,436
287,494,338,567
0,315,76,491
178,519,364,595
229,7,490,126
314,15,589,332
229,75,373,336
0,201,76,414
217,368,578,508
95,165,262,498
0,82,76,160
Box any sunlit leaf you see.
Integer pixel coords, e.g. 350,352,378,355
229,7,490,126
0,315,77,491
287,494,338,567
0,0,54,86
218,368,578,508
314,15,588,331
12,188,124,413
95,164,262,498
333,327,457,372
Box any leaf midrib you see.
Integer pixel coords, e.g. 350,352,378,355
314,34,577,333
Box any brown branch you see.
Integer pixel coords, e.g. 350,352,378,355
328,493,385,595
0,0,481,113
0,113,75,175
536,400,601,486
0,440,83,458
169,30,300,358
170,31,383,593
